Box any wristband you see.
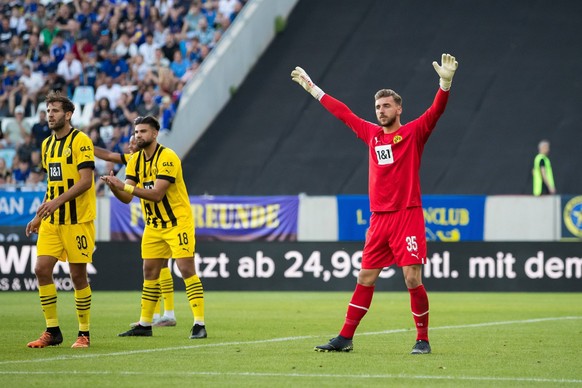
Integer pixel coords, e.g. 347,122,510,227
311,85,325,101
439,78,452,91
123,184,135,194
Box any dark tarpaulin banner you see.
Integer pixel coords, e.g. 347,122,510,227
110,196,299,242
0,226,36,243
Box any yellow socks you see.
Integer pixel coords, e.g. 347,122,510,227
74,286,92,332
39,283,58,328
184,274,205,324
159,267,175,317
139,279,161,325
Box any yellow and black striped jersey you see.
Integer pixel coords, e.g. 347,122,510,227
125,144,192,229
120,153,134,166
41,128,96,224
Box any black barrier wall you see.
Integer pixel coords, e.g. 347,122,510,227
1,242,580,292
181,0,582,196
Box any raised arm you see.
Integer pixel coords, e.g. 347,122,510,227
432,53,458,91
290,66,325,100
94,146,124,164
291,65,370,139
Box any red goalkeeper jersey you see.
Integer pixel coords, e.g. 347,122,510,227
320,88,449,212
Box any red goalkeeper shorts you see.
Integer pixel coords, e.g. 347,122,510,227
361,206,427,269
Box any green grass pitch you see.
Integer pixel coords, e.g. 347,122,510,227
0,291,581,387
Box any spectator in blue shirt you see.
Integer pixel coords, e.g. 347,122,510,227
160,95,176,132
181,36,202,63
75,0,98,32
165,6,184,34
3,65,20,114
3,64,19,89
36,52,57,75
201,2,218,27
170,50,190,79
24,1,39,15
100,50,129,84
49,32,70,64
11,158,30,185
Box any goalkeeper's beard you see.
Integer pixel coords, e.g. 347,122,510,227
378,116,396,128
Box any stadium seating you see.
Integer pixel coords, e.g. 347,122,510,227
0,148,16,169
72,86,96,107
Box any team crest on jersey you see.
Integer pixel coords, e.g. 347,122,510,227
152,166,158,176
64,147,72,157
393,135,403,144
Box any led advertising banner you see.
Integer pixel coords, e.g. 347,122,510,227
0,226,35,243
1,242,579,292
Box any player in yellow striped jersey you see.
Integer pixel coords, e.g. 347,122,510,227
25,91,96,349
95,136,178,327
101,115,207,339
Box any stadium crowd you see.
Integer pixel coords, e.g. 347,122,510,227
0,0,246,193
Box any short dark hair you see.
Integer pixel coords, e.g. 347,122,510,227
134,115,160,131
45,91,75,114
374,89,402,106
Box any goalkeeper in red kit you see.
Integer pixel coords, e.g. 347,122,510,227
291,53,458,354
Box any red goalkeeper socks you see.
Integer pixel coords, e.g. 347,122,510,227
339,283,375,339
409,284,429,342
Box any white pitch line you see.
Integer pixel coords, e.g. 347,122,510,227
0,370,581,384
0,316,580,367
359,316,582,336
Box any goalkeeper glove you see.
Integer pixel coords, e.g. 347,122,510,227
291,66,324,100
432,53,458,91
